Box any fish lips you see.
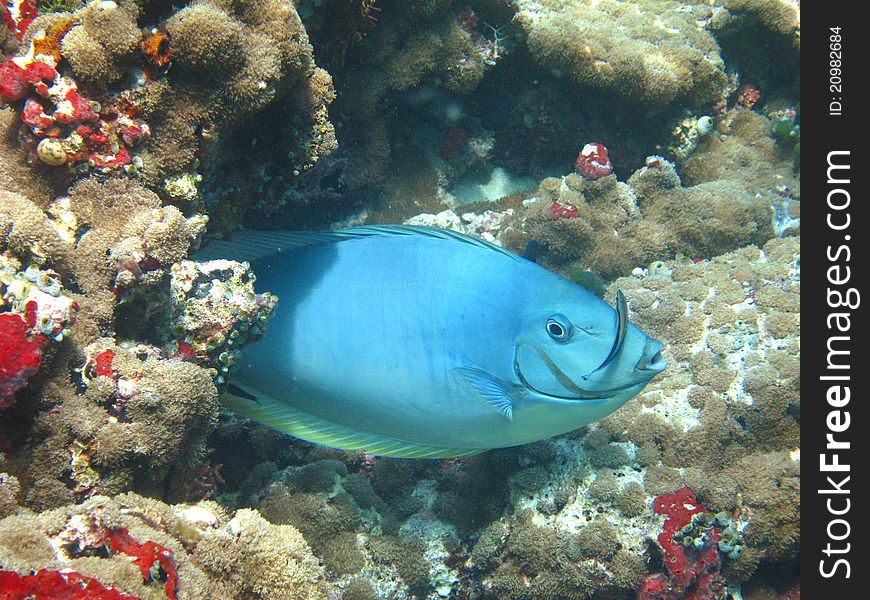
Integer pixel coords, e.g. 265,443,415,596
634,337,668,374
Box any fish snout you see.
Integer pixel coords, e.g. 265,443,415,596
635,337,667,374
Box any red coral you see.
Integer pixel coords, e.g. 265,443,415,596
545,202,578,221
0,61,28,102
171,340,197,360
0,303,46,406
2,0,37,41
575,142,613,180
108,528,179,600
120,124,149,146
456,7,480,41
93,349,117,378
640,487,724,600
0,568,140,600
1,59,58,103
90,146,132,169
24,61,58,85
63,88,100,123
22,96,53,131
639,573,670,599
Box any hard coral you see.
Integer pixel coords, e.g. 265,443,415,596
194,508,328,600
168,259,277,383
0,38,150,175
60,0,141,83
593,236,799,583
508,152,774,279
77,341,221,500
5,0,335,215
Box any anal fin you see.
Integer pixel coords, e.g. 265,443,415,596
222,382,483,459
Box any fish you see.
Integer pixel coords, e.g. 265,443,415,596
200,225,667,458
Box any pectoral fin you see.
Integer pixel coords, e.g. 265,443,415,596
452,367,524,421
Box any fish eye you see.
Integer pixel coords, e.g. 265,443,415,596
546,314,573,341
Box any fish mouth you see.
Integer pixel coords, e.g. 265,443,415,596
635,337,667,373
513,348,639,402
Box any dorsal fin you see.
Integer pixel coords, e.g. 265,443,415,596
192,230,341,262
192,225,519,263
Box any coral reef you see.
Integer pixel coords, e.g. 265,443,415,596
0,491,328,599
723,0,800,48
201,234,797,599
0,1,800,598
168,259,277,384
0,121,268,513
1,0,336,224
639,487,730,599
498,107,798,280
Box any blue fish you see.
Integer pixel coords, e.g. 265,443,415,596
203,226,666,458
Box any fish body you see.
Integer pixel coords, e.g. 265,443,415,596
214,226,666,458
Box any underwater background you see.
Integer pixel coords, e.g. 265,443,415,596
0,0,799,599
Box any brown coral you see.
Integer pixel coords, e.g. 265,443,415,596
514,0,727,105
60,0,142,83
506,157,774,279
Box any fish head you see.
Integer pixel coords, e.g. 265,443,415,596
514,288,666,407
